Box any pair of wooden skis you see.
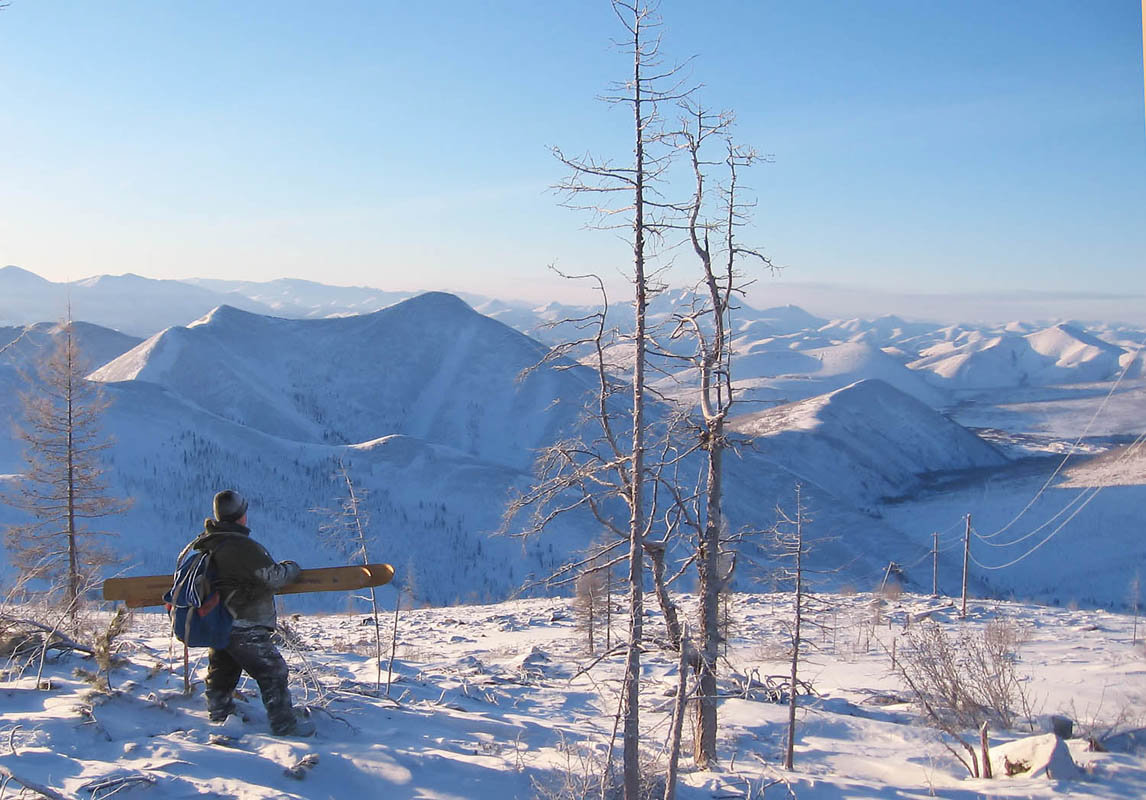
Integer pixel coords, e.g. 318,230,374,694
103,564,395,608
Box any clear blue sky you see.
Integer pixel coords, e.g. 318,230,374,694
1,1,1143,309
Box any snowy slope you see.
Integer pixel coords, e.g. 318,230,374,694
91,293,594,472
878,453,1146,609
732,304,829,339
910,334,1048,388
12,376,587,607
728,379,1007,506
0,321,141,471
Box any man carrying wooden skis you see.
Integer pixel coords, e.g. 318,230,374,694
194,489,315,737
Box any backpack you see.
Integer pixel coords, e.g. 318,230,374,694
164,545,233,649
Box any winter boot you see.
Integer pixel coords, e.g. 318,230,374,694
273,709,316,738
206,693,236,723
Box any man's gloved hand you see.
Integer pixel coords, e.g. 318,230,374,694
280,560,301,581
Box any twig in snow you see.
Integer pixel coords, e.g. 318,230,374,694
81,773,158,798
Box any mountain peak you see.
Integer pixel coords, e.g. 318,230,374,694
0,265,51,286
400,291,472,313
186,304,264,330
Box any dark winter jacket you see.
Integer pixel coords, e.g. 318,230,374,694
190,519,300,630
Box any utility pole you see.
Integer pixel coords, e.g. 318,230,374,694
932,532,939,598
961,514,971,618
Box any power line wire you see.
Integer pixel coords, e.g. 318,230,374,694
966,428,1146,570
973,344,1141,541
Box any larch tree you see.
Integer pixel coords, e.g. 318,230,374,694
4,319,129,628
770,484,832,771
313,459,385,690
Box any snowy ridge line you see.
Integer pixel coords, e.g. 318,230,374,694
968,426,1146,571
0,325,40,357
972,343,1141,542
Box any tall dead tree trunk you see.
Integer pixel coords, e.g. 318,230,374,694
784,486,805,770
621,5,651,793
674,105,772,768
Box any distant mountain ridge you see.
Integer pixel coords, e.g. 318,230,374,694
0,266,275,336
91,293,594,472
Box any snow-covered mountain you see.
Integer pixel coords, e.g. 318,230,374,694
910,324,1127,389
91,294,592,471
716,340,949,410
729,379,1006,506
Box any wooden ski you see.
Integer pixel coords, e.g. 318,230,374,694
102,563,395,608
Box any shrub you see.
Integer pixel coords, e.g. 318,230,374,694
900,618,1032,731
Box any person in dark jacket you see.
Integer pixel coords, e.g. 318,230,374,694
192,489,314,737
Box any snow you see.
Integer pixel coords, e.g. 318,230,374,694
989,733,1081,780
0,594,1142,799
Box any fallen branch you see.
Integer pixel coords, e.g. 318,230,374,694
0,615,95,656
0,764,70,800
80,772,158,798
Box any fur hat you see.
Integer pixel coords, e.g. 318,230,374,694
213,489,248,523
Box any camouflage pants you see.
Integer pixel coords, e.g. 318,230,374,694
205,626,296,734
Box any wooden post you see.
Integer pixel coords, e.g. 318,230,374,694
932,532,939,597
386,592,401,696
961,514,971,618
183,643,190,695
979,721,992,779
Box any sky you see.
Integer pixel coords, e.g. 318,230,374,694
1,0,1144,315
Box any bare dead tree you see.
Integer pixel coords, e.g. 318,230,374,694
3,319,130,629
664,99,775,768
663,623,690,800
776,485,808,770
312,459,385,690
575,561,607,654
505,2,697,794
769,484,836,771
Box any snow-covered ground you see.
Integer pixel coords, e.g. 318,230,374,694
1,593,1143,799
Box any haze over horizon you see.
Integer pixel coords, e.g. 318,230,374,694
5,263,1146,328
1,1,1144,314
